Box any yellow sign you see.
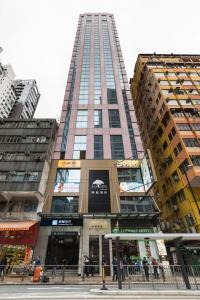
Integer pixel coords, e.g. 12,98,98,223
116,160,140,168
58,160,81,168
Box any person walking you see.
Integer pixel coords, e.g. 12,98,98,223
142,257,149,281
152,257,159,279
0,256,7,281
112,257,118,281
84,255,90,277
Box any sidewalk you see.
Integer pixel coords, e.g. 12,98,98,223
90,289,200,298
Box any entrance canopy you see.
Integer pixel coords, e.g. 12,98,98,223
0,221,38,231
105,233,200,241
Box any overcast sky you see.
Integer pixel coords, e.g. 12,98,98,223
0,0,199,120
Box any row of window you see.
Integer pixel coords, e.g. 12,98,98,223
154,71,200,78
0,199,38,213
50,196,155,214
75,109,121,128
0,136,47,144
0,121,53,129
0,152,45,161
54,168,144,193
176,123,200,131
72,135,125,160
0,171,39,182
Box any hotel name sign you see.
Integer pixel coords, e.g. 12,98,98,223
58,160,81,168
116,160,140,168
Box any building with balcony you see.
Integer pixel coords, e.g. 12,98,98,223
35,14,161,273
0,63,16,118
0,119,57,264
9,80,40,119
131,54,200,234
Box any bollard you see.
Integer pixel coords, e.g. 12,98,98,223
100,265,108,290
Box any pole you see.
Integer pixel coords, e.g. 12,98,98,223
115,237,122,289
183,167,200,215
174,237,191,290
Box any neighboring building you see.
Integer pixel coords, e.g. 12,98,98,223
0,119,57,264
36,14,160,272
9,79,40,119
0,63,16,118
131,53,200,234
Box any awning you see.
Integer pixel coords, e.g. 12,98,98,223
105,233,200,241
0,221,38,231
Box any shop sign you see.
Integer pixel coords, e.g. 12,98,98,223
156,239,167,256
58,160,81,168
119,182,144,192
88,170,111,212
112,228,154,234
40,218,83,226
116,160,140,168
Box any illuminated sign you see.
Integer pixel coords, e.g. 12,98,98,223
112,228,154,234
58,160,81,168
40,218,83,226
140,150,156,192
116,160,140,168
88,170,111,213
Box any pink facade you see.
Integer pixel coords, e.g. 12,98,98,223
54,13,143,160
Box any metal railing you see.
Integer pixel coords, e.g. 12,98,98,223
0,263,200,289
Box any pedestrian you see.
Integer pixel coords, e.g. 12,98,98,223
0,256,7,280
51,257,58,278
112,256,118,281
152,258,159,279
84,255,90,277
89,254,95,277
142,257,149,281
34,256,41,266
120,258,125,281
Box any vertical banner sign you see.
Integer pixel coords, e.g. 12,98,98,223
88,170,111,213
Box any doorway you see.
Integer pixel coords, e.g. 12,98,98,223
45,232,79,266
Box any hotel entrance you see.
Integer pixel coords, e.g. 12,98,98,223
45,232,79,265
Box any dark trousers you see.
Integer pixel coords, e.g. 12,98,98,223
144,267,149,281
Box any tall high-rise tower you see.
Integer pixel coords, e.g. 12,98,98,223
38,14,159,268
54,13,143,160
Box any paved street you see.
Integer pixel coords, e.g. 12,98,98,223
0,285,200,300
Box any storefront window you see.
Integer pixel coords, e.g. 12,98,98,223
51,196,79,213
54,169,81,192
120,196,155,213
23,200,38,212
118,168,144,192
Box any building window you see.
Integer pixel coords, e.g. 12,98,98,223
174,142,183,156
94,110,102,128
185,213,195,227
192,123,200,130
109,110,121,128
51,196,79,213
176,123,191,131
73,136,87,159
94,135,103,159
120,196,155,213
107,88,117,104
172,171,179,183
183,138,199,147
76,110,88,128
54,169,81,192
0,201,7,212
190,155,200,166
5,171,38,182
23,200,38,212
110,135,124,159
162,141,168,150
118,168,144,192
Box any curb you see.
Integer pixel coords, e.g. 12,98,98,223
90,288,200,296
